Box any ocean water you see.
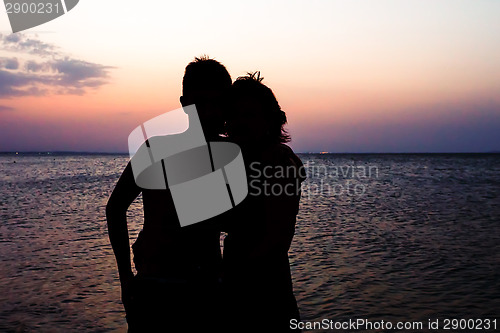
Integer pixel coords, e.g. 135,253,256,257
0,153,499,332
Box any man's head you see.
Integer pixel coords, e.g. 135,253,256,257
180,56,231,139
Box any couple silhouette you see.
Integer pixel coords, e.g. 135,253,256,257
106,56,305,332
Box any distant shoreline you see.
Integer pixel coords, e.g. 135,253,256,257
1,151,499,156
0,152,128,156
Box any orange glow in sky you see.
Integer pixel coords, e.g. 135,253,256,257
1,0,500,152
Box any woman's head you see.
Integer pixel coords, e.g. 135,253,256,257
226,72,290,145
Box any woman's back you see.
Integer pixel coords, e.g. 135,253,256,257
223,143,304,331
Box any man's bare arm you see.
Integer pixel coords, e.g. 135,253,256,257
106,161,141,282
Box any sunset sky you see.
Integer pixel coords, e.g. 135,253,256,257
1,0,499,153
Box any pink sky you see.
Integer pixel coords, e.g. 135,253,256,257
1,0,500,152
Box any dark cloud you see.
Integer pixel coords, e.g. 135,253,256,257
0,34,114,98
0,33,58,57
4,34,20,43
50,58,112,88
0,61,112,97
0,57,19,70
25,60,48,72
0,69,51,97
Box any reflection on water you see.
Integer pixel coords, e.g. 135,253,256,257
0,153,499,332
0,155,141,332
293,154,500,328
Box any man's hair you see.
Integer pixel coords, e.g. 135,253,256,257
232,72,291,143
182,55,232,96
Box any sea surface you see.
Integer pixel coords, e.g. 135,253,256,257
0,153,499,332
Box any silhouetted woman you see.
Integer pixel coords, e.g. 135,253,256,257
222,72,305,331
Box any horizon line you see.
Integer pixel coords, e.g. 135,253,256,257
1,151,499,155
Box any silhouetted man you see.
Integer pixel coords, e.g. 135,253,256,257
106,56,231,332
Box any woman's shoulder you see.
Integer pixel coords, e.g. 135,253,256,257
261,144,306,181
